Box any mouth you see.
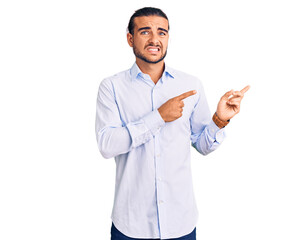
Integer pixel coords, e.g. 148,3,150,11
146,46,161,54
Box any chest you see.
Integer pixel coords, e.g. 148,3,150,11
114,79,198,127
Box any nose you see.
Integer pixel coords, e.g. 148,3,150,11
148,32,160,46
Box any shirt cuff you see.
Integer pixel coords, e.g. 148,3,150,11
206,119,226,143
142,109,165,136
213,112,230,128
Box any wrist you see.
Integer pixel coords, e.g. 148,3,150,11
213,112,230,128
157,108,166,122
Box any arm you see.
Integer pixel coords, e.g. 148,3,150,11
190,81,226,155
95,79,165,159
190,83,250,155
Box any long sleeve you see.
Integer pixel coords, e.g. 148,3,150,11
95,78,165,159
190,80,226,155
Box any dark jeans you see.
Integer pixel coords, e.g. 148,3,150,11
111,222,196,240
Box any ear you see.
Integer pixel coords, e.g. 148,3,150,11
127,33,133,47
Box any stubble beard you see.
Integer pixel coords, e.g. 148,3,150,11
133,45,167,64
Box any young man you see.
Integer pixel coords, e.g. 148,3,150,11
95,7,249,240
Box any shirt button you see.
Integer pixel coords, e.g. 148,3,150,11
158,177,162,181
159,200,164,204
156,154,160,157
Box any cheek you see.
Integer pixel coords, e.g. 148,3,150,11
134,39,146,49
162,38,169,47
162,41,169,50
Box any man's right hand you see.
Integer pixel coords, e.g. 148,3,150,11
158,90,197,122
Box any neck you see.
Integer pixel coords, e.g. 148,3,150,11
136,58,165,84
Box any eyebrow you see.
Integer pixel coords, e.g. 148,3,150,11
137,27,168,33
158,27,168,33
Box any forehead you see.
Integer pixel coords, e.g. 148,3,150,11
133,15,169,30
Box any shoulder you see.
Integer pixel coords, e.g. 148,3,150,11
99,68,131,89
167,66,203,87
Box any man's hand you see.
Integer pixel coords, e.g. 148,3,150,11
158,90,197,122
216,85,250,121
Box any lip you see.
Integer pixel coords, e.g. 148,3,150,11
146,46,161,54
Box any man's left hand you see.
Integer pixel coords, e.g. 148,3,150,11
216,85,250,122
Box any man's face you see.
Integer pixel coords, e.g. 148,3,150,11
127,15,169,64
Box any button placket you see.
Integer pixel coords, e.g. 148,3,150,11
152,85,166,237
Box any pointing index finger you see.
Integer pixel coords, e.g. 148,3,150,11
240,85,250,94
177,90,197,100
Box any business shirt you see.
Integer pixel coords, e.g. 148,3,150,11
95,63,226,239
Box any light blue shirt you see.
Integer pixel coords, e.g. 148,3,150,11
95,63,225,239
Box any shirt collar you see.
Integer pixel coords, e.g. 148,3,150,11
164,65,175,79
130,62,175,82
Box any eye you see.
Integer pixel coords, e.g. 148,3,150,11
141,31,149,35
159,31,166,36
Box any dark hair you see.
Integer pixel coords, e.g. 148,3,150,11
127,7,169,35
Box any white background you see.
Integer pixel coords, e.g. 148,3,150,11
1,0,293,239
